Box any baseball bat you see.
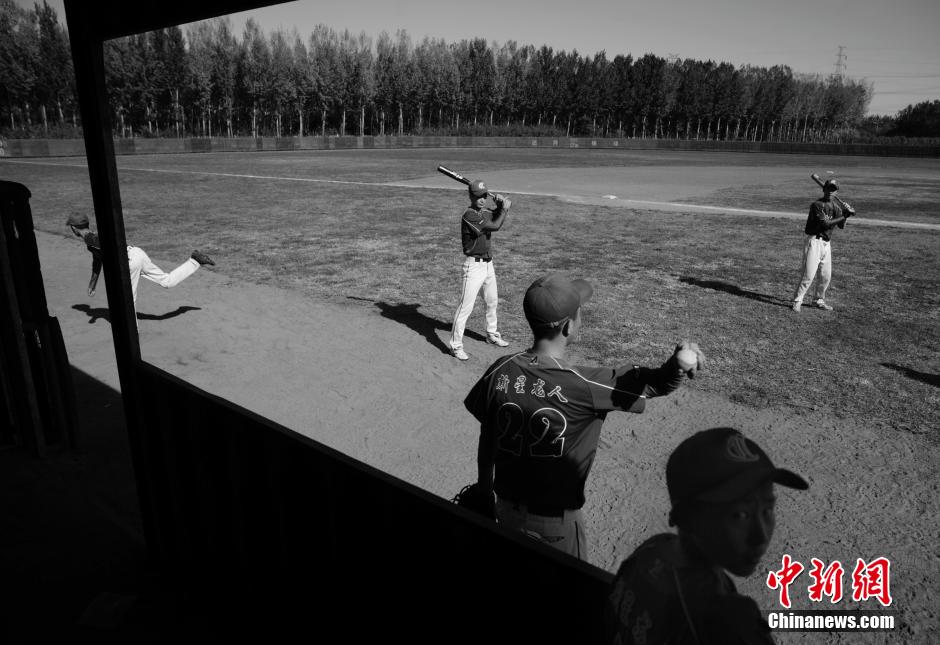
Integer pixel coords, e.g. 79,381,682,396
810,173,853,213
437,165,493,197
437,165,471,186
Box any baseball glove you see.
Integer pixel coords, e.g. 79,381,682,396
452,483,497,520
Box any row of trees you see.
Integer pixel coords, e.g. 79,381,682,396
1,0,74,136
6,1,933,143
888,100,940,138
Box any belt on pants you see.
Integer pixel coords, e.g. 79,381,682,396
469,256,492,262
813,234,830,241
501,499,568,518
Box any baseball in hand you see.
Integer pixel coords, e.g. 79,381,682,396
677,348,698,371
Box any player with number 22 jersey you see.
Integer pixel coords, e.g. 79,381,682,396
463,273,703,560
465,351,683,513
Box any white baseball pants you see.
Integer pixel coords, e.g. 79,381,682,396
450,257,498,351
127,246,199,305
792,236,832,304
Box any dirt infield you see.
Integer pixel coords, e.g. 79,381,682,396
36,225,938,644
4,146,935,642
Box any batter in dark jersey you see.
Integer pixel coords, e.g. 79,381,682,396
791,178,854,312
463,273,704,560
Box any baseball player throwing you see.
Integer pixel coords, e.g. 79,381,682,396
449,179,512,360
68,212,215,311
463,272,705,560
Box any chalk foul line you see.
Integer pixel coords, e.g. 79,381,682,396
5,159,937,231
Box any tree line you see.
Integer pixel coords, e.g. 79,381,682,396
2,1,937,142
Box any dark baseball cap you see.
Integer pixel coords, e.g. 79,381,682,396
667,428,808,504
66,212,90,228
468,180,488,197
523,273,594,329
823,179,839,192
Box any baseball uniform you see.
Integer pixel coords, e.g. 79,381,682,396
449,182,510,357
81,231,200,305
464,351,684,559
792,187,853,310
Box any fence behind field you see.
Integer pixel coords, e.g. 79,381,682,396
3,135,938,158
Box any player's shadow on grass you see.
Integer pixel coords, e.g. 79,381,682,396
346,297,487,355
881,363,940,388
138,306,202,321
678,276,789,308
72,304,201,324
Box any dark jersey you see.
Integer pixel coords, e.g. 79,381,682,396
606,534,774,645
460,204,504,258
804,198,845,240
83,231,103,274
464,352,683,510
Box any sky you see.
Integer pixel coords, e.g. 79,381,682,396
25,0,940,116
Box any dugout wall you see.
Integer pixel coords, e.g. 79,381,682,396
63,1,613,640
0,181,78,456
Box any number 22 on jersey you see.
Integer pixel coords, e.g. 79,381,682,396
496,402,567,458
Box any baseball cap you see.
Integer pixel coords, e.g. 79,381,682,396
823,179,839,192
66,212,90,228
523,273,594,329
667,427,808,504
468,180,488,197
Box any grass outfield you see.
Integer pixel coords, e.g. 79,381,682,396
3,147,938,434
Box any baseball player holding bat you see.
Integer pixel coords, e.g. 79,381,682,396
445,170,512,360
790,176,856,312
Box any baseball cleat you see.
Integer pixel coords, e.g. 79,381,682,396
191,250,215,266
814,299,833,311
451,348,470,361
486,334,509,347
791,301,801,312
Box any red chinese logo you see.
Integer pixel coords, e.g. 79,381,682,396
807,558,845,603
766,554,805,609
851,557,893,607
767,556,893,608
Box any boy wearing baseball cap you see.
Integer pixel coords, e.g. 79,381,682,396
463,272,705,560
606,427,809,644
